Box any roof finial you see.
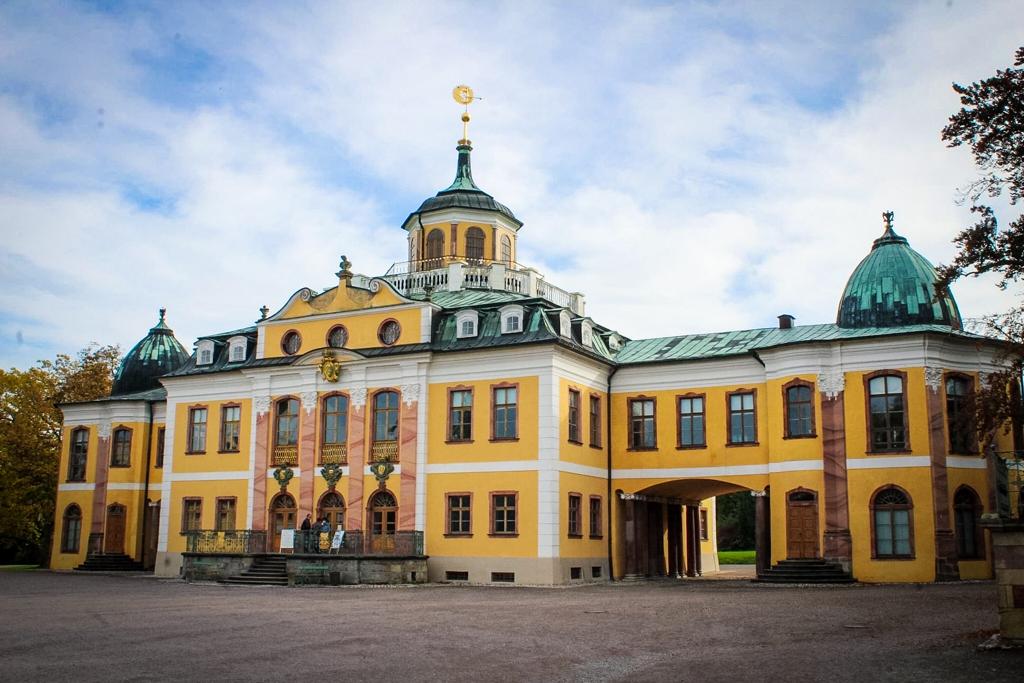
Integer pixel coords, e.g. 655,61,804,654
872,209,908,249
883,210,894,232
452,84,478,145
259,305,269,321
159,307,166,323
336,255,352,280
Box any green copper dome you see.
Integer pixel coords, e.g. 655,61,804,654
111,309,190,396
837,216,962,329
405,142,521,227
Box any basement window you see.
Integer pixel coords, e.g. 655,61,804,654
445,570,469,582
491,571,515,583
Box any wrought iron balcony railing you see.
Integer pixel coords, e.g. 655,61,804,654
370,440,399,463
272,444,298,466
319,443,348,465
184,530,267,554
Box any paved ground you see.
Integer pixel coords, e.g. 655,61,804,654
1,572,1021,682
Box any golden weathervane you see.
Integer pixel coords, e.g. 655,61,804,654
452,84,479,144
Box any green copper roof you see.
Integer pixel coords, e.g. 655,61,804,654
111,309,190,395
404,143,521,227
836,220,962,329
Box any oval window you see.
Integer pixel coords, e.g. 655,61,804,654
281,330,302,355
378,320,401,346
327,325,348,349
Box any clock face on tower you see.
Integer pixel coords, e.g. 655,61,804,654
452,84,474,105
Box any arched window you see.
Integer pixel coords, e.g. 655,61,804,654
954,486,983,559
867,374,906,451
784,381,815,438
871,486,913,558
111,427,132,467
275,398,299,446
318,491,346,532
369,490,397,537
373,391,399,444
321,394,349,464
501,235,512,264
466,227,485,261
425,229,445,265
61,504,82,553
68,428,88,482
946,376,974,454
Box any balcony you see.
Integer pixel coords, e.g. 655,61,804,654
370,440,399,463
272,444,298,467
319,443,348,465
381,258,585,316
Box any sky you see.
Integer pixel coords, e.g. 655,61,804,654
1,0,1022,369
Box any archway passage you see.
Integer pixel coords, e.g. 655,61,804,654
270,493,297,552
618,478,769,580
786,489,820,559
104,504,126,554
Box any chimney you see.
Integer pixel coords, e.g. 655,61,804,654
778,314,794,330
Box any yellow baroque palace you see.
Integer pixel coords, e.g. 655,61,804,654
51,109,1017,585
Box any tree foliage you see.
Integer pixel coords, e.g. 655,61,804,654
938,46,1024,450
0,344,120,564
715,490,755,550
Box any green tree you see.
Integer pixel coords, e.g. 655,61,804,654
715,490,755,550
939,46,1024,448
0,344,120,564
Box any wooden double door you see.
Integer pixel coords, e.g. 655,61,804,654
786,489,820,559
104,504,126,554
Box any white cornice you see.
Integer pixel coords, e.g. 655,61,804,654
404,208,521,233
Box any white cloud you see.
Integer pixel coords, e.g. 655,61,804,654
0,0,1020,368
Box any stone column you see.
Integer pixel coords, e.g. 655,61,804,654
685,505,698,577
819,371,853,570
299,392,317,520
91,422,112,541
622,496,641,580
251,398,270,532
667,504,681,577
925,367,960,581
398,387,419,531
754,491,771,577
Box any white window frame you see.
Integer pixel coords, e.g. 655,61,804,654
197,339,215,366
500,305,524,334
227,336,247,363
455,310,479,339
559,310,573,339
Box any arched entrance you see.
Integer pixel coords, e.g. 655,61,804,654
104,503,126,554
269,493,297,552
785,488,820,559
318,491,346,532
367,490,397,553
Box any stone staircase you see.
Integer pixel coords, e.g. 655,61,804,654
220,555,289,586
756,558,855,584
75,553,145,572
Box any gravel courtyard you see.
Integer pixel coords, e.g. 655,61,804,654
0,572,1021,682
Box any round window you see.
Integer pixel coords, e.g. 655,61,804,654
378,320,401,346
327,325,348,349
281,330,302,355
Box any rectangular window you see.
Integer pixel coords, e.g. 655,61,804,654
446,493,471,535
727,391,757,444
628,398,656,449
699,508,709,541
182,498,202,532
68,429,89,482
589,395,601,447
785,383,814,438
220,405,241,452
111,428,131,467
589,496,602,539
568,389,581,443
946,376,974,454
492,385,518,440
448,389,473,442
568,493,582,537
215,498,236,531
155,427,165,468
187,407,207,453
491,492,518,535
677,395,706,448
868,375,907,451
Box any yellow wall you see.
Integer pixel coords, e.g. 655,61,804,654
425,471,538,558
263,306,423,358
559,471,607,558
767,471,827,565
420,220,517,263
427,376,538,464
50,490,93,569
172,399,252,472
560,379,606,468
843,367,930,459
165,480,249,553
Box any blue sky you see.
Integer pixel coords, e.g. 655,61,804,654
1,0,1021,369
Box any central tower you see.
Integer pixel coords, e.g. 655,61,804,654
402,85,523,269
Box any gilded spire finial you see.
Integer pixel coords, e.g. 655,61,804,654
452,85,478,145
883,210,895,231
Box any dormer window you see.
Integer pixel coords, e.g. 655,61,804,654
500,305,524,334
581,321,593,347
559,311,572,339
608,334,623,351
456,311,479,339
197,340,215,366
227,336,247,363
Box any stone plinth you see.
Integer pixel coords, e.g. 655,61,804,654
981,516,1024,645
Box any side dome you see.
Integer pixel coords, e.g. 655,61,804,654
836,214,962,329
111,308,190,396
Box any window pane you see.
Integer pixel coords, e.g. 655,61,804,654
869,377,886,395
